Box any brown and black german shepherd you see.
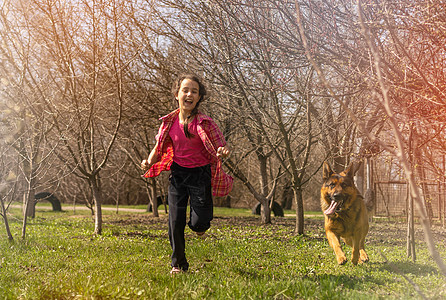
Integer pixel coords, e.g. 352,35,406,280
321,162,374,265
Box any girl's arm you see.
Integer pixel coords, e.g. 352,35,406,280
203,117,230,159
141,142,160,171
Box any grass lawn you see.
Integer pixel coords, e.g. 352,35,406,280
0,205,445,299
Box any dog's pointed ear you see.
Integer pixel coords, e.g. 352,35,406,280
323,162,333,180
345,161,361,178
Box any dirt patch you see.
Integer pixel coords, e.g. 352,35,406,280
105,213,169,225
104,213,446,245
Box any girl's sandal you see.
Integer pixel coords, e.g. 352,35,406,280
170,267,183,275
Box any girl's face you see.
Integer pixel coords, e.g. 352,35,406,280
176,79,200,114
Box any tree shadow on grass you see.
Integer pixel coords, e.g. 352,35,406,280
111,230,167,239
379,260,438,277
314,273,381,290
284,273,389,299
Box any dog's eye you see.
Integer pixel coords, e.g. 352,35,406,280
341,183,348,188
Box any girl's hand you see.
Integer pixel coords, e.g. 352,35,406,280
141,159,152,171
217,146,230,158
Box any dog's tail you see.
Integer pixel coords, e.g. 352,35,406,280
364,188,375,217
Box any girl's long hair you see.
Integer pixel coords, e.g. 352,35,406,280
172,73,207,138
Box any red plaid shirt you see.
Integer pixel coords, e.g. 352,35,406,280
143,109,233,197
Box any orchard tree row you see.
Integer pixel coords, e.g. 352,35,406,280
0,0,445,275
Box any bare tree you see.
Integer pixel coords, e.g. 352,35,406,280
204,0,379,232
149,0,323,227
0,0,63,239
356,0,446,277
9,0,144,234
294,0,446,277
0,150,15,240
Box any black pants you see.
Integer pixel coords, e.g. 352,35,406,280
168,162,213,271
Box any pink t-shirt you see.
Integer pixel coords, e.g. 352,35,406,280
169,115,211,168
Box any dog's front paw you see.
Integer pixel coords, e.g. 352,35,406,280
337,255,348,265
360,250,369,263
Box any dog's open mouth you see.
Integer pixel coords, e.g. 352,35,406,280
324,200,344,215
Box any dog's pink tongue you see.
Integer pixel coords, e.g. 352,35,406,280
324,201,338,215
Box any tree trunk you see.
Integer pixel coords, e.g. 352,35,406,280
260,199,271,224
115,190,119,214
407,184,416,262
21,193,31,239
356,160,365,195
281,181,293,210
293,185,304,234
1,197,13,240
443,155,446,228
412,128,433,223
91,177,103,235
258,154,271,224
407,124,416,261
21,176,36,239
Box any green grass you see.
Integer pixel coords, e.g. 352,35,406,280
0,206,445,299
